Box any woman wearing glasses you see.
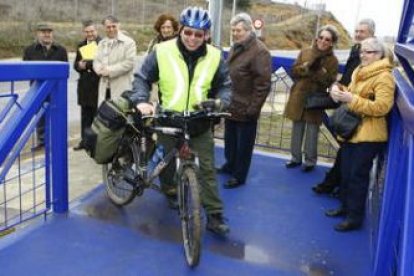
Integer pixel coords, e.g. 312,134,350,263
284,25,339,172
326,37,395,232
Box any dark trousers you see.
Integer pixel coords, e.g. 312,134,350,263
323,147,342,186
340,142,385,224
80,105,97,143
223,119,257,183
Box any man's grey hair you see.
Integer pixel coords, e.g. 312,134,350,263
358,18,376,35
230,13,253,31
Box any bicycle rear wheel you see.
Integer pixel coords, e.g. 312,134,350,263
178,166,202,267
103,138,140,206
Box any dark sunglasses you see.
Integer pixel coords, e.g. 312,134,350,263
318,35,332,42
183,29,204,39
360,50,379,55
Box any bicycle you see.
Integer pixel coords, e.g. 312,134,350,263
102,108,229,267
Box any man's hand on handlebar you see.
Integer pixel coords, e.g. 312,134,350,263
193,99,222,112
136,102,155,115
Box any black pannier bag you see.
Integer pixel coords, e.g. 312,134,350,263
83,96,132,164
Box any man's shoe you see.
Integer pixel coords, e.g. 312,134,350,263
206,213,230,236
285,161,302,168
325,208,346,217
334,220,361,232
223,178,244,189
216,165,231,174
312,182,335,194
73,143,85,151
302,165,315,172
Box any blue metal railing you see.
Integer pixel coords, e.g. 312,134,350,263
0,62,69,231
371,0,414,274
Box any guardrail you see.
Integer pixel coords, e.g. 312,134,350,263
0,62,69,232
372,0,414,274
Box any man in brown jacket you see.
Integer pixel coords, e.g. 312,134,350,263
217,13,272,189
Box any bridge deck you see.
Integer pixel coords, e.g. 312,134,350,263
0,148,370,275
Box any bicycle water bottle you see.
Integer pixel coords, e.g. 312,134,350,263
148,145,164,172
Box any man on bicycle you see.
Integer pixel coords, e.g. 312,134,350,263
128,7,231,236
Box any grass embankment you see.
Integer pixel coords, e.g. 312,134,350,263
0,21,155,58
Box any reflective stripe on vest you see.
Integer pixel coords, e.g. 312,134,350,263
156,39,221,111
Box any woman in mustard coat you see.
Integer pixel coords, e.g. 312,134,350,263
326,37,395,232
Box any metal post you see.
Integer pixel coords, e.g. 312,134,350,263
51,77,69,213
111,0,116,16
230,0,237,45
208,0,223,47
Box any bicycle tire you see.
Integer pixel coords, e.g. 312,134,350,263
103,138,140,206
178,166,202,267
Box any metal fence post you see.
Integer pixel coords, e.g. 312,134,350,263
50,77,69,213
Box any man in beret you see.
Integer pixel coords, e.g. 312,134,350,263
23,22,68,149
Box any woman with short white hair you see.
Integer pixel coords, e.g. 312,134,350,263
326,37,395,232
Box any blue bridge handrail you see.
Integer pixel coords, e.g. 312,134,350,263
0,61,69,215
372,0,414,274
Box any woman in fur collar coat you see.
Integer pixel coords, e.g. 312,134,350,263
284,25,339,171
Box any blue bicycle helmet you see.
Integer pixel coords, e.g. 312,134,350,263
180,7,211,30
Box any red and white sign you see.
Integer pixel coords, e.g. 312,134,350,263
253,19,264,30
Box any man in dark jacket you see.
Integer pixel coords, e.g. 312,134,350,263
217,13,272,189
129,7,231,236
23,23,68,149
73,20,101,150
312,19,376,196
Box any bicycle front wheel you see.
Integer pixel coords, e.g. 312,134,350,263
103,138,140,206
178,166,202,267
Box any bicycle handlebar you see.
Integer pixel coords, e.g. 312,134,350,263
141,109,231,121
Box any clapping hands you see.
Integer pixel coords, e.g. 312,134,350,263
330,83,353,103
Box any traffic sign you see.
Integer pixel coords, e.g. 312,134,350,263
253,19,264,30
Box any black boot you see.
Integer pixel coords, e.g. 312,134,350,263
312,181,336,194
206,213,230,236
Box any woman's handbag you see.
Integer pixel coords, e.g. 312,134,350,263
304,91,339,110
330,104,362,139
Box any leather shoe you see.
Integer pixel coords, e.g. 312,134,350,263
334,220,361,232
73,143,85,151
216,165,231,174
312,183,334,194
285,161,302,168
302,165,315,172
223,178,244,189
325,208,346,217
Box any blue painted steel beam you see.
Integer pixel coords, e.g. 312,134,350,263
397,0,414,43
394,70,414,135
50,79,68,213
0,62,68,82
395,43,414,64
401,136,414,276
0,81,55,166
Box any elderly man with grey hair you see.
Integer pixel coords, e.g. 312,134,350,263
216,13,272,189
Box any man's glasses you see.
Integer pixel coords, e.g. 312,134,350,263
183,29,204,39
318,36,332,42
360,50,378,55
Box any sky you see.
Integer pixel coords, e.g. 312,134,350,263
276,0,405,37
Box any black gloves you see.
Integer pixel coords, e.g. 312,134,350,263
193,99,222,112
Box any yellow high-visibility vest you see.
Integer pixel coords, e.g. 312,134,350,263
156,39,221,111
